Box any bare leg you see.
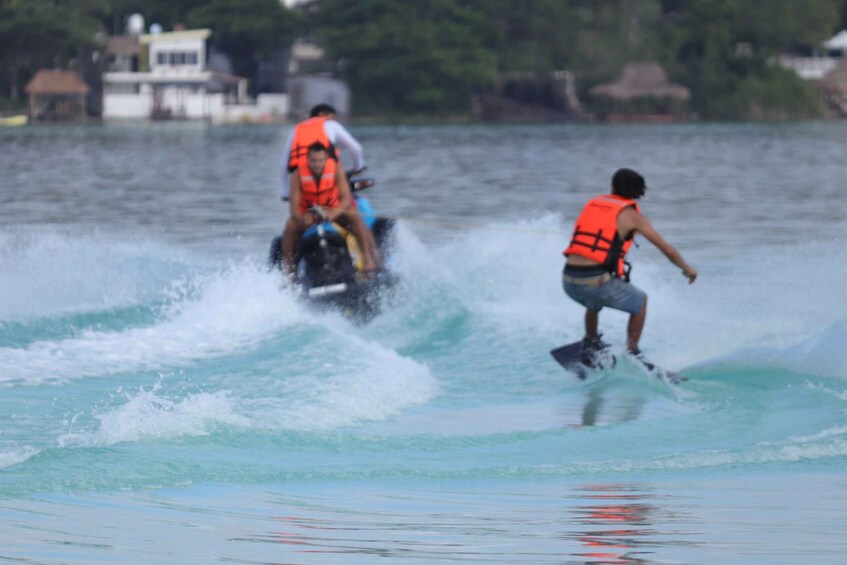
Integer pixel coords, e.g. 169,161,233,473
281,218,303,276
626,297,647,352
339,211,378,271
361,224,382,268
585,309,599,340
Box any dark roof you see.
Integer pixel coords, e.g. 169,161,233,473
25,70,89,95
106,35,141,57
590,62,690,101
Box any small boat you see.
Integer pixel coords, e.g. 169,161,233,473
268,175,397,322
0,115,28,127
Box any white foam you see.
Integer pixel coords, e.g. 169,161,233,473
438,213,575,338
59,386,249,447
57,337,438,446
242,328,439,432
0,227,187,320
0,447,41,469
0,260,306,384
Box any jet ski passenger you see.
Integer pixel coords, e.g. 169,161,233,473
563,168,698,366
281,142,380,275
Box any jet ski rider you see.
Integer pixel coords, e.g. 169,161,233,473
281,142,380,275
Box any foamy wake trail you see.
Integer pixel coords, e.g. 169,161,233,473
242,329,439,432
716,320,847,380
390,215,578,339
58,387,248,447
57,331,438,447
0,260,307,384
0,228,183,320
0,447,41,470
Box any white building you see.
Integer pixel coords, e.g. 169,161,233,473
779,30,847,81
103,27,288,123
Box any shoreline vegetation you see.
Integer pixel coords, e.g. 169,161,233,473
2,1,846,123
6,113,843,126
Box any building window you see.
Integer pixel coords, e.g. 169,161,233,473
154,50,200,67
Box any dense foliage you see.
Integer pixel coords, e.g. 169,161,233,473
1,0,845,119
659,0,839,119
0,0,104,99
315,0,843,118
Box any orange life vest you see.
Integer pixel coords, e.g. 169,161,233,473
298,157,340,214
287,117,338,172
564,194,640,278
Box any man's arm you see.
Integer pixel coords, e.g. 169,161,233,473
622,208,698,284
288,171,313,227
324,166,354,221
326,120,365,172
280,129,295,200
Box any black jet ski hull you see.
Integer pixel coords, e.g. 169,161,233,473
268,215,397,322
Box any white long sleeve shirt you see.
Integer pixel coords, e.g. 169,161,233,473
279,119,365,200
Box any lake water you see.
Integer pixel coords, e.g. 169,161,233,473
1,121,846,564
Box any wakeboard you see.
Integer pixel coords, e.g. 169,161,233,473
549,340,615,380
550,341,686,385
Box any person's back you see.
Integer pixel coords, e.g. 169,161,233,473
288,115,337,175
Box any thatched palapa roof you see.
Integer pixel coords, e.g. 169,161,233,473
820,58,847,94
590,62,690,101
25,70,89,95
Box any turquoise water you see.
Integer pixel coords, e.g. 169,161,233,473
1,122,846,563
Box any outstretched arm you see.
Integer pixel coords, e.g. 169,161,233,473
626,209,698,283
280,129,295,200
327,121,365,172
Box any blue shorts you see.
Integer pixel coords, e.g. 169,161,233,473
563,274,646,314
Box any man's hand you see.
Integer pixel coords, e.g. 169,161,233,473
310,206,327,222
682,267,698,284
322,207,342,222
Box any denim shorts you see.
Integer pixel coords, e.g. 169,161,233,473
563,275,646,314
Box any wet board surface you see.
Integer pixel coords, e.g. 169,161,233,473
550,341,686,384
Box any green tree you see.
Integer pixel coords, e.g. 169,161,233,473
660,0,838,119
0,0,102,99
475,0,580,75
315,0,497,114
186,0,299,94
571,0,664,91
104,0,206,35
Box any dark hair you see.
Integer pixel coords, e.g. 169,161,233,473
307,141,328,154
611,168,646,199
309,103,337,118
